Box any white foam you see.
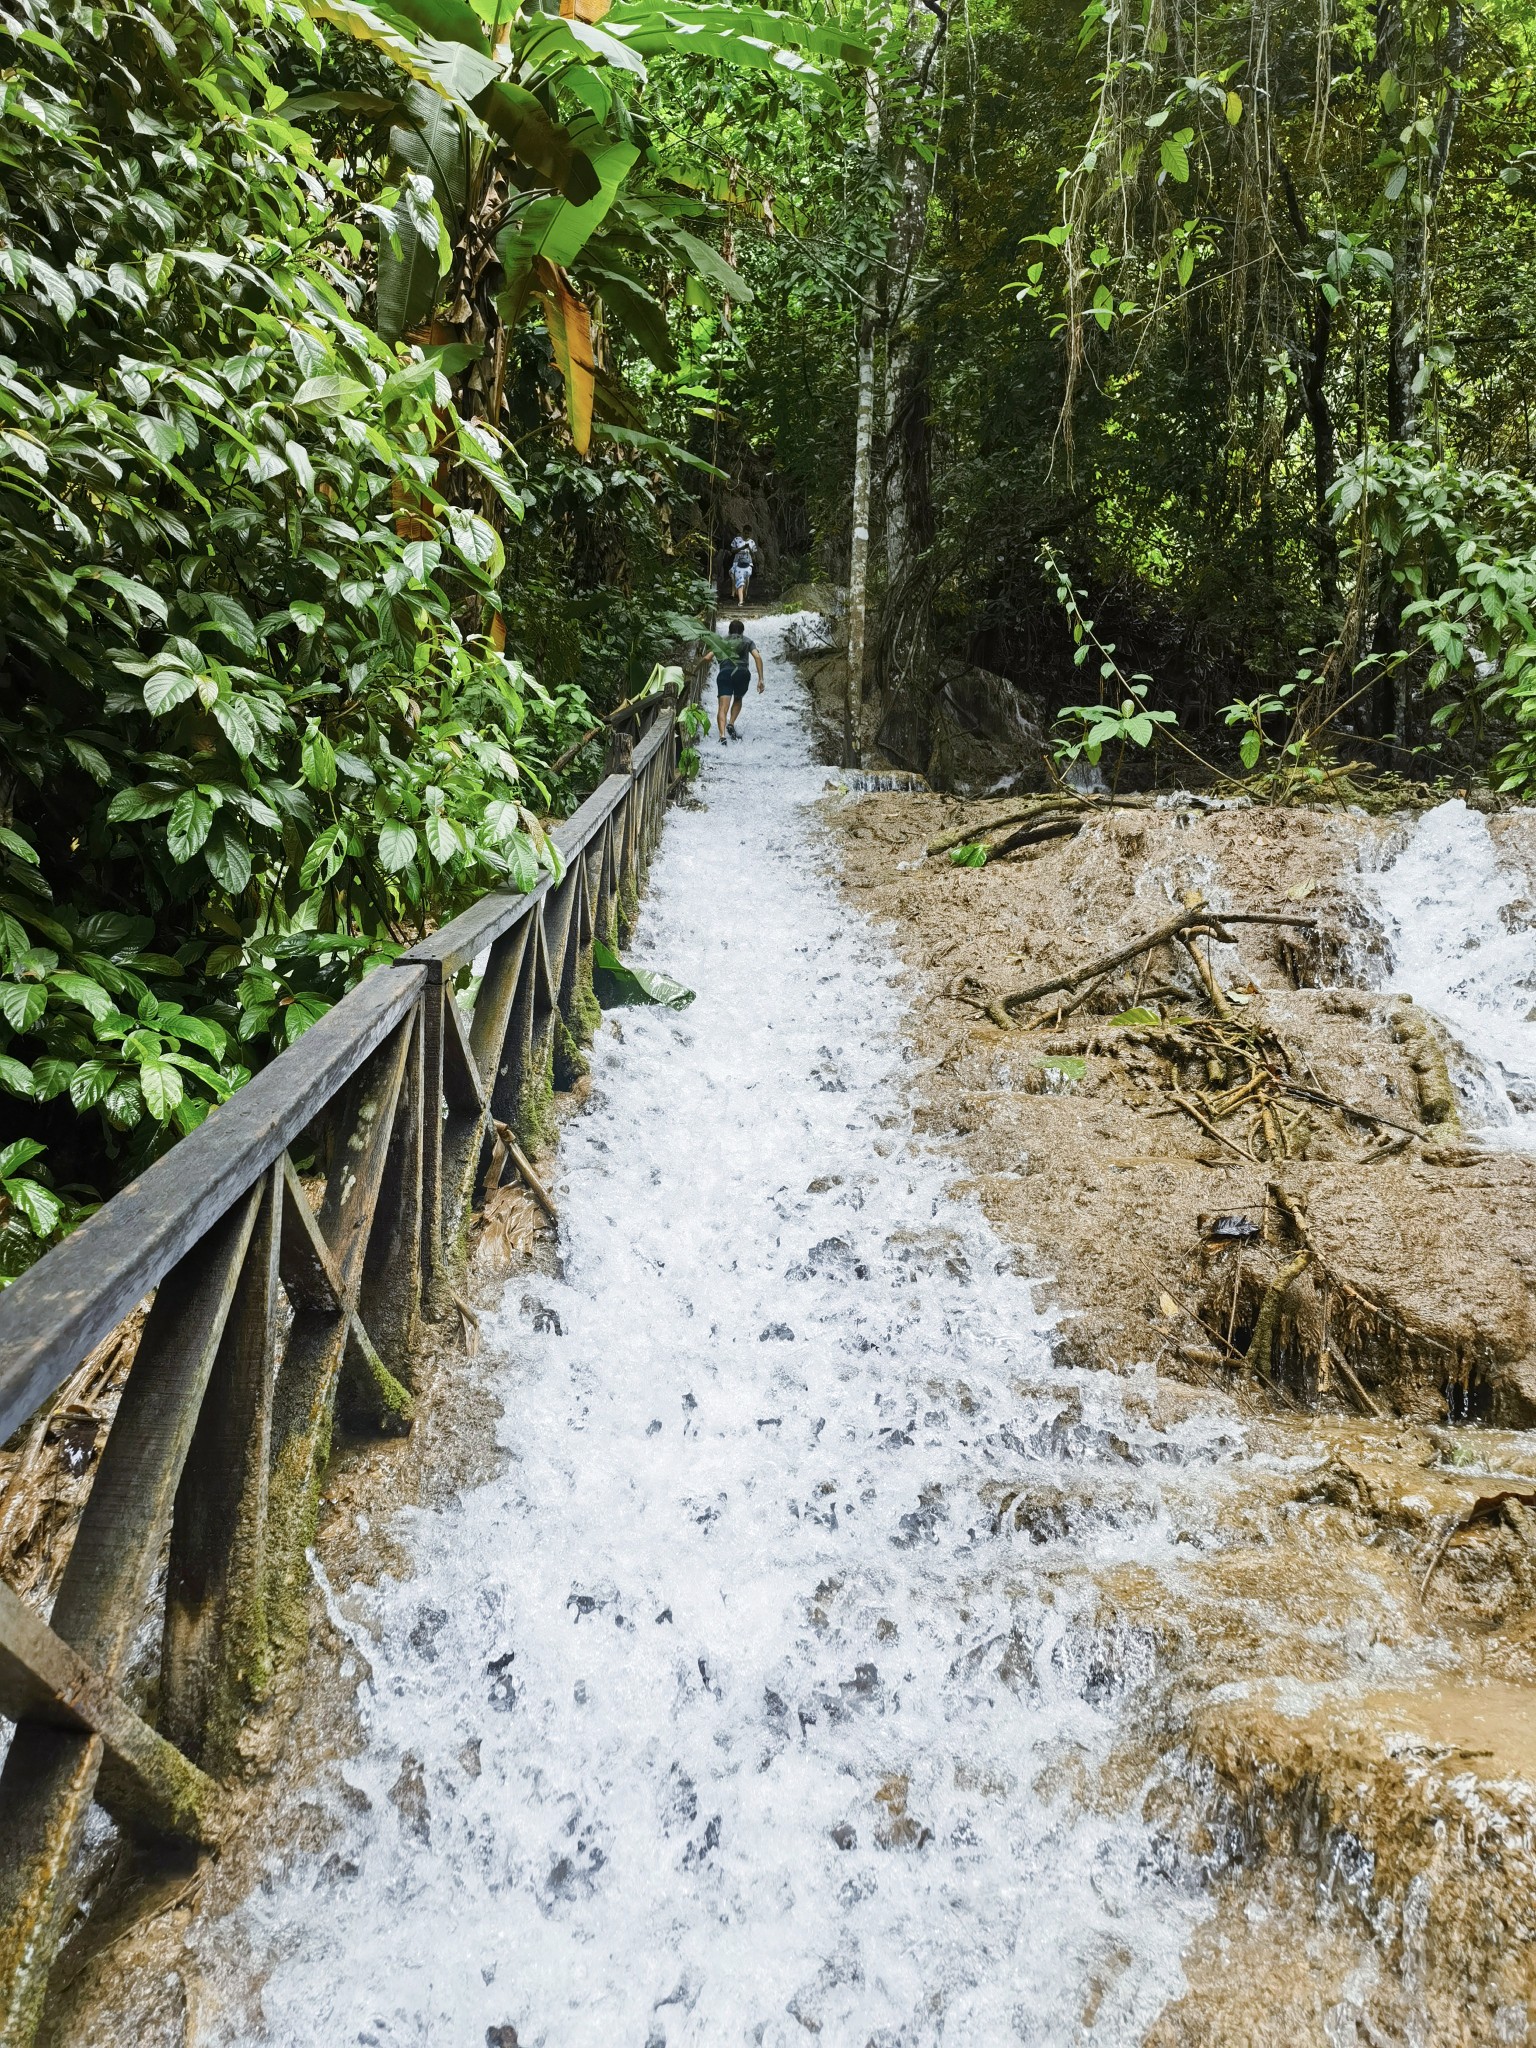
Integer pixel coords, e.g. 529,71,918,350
204,622,1210,2045
1367,801,1536,1145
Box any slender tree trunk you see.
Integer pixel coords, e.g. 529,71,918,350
868,13,942,773
1304,291,1339,607
844,306,877,764
1278,163,1341,615
1375,0,1464,740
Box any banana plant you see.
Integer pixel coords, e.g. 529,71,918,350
298,0,870,451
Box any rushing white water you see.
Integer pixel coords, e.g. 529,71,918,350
210,621,1215,2046
1368,799,1536,1145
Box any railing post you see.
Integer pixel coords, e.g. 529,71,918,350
161,1162,283,1769
0,1190,261,2044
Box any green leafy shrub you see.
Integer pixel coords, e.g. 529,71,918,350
0,0,584,1206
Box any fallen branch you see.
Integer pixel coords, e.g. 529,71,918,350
1324,1336,1384,1419
547,683,669,780
992,910,1317,1018
1274,1080,1422,1141
925,799,1081,858
1167,1088,1255,1163
489,1119,560,1223
1244,1248,1310,1382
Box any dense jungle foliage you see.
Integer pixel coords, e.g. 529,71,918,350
717,0,1536,797
1,0,1532,1266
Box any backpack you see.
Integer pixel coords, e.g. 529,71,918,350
731,537,754,570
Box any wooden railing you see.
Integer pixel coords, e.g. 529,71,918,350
0,704,682,2042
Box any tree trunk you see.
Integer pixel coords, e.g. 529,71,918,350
843,306,877,767
869,16,942,773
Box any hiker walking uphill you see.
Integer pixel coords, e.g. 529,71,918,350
715,618,764,744
728,525,760,604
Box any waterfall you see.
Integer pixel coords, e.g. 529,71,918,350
1367,800,1536,1146
198,620,1217,2046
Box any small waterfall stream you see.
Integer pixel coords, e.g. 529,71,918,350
1367,799,1536,1144
198,620,1223,2045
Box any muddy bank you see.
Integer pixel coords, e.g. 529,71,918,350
827,782,1536,2043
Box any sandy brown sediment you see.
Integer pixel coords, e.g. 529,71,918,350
828,784,1536,2045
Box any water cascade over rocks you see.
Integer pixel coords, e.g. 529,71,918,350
205,621,1226,2045
1369,798,1536,1144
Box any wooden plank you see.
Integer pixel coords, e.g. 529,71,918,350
0,1584,219,1848
629,708,672,776
399,876,547,978
161,1164,282,1768
355,1007,425,1387
0,962,424,1446
320,1020,413,1296
490,914,548,1145
264,1028,416,1661
551,772,633,863
0,1191,259,2046
49,1192,262,1670
434,995,492,1292
467,919,533,1095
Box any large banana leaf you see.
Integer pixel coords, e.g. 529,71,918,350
301,0,594,197
533,259,596,453
604,0,871,68
580,256,674,367
495,128,641,294
666,226,752,303
378,80,466,338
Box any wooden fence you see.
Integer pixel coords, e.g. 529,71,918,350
0,704,681,2042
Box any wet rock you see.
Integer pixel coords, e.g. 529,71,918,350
840,1662,881,1700
759,1322,795,1341
893,1485,946,1547
830,1822,857,1851
407,1605,448,1662
787,1235,869,1282
389,1753,429,1843
873,1775,933,1850
486,1649,519,1710
458,1738,482,1778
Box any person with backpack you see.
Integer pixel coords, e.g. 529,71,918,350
714,618,764,744
727,526,760,606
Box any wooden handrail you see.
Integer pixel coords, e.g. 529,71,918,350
0,701,682,2044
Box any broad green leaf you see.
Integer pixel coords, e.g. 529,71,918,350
401,539,442,581
89,568,169,622
1108,1008,1161,1027
423,810,460,861
204,824,253,894
144,667,198,714
1159,138,1189,183
592,936,694,1010
667,228,753,304
167,790,214,861
212,695,260,755
201,592,258,649
302,729,338,790
300,821,349,886
48,971,114,1021
0,982,46,1031
139,1057,184,1120
7,1176,62,1235
0,1137,45,1177
378,819,419,870
294,373,370,412
0,1056,34,1097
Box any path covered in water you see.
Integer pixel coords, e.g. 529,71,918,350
202,621,1217,2045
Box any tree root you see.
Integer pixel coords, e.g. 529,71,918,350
990,909,1316,1021
1244,1249,1311,1382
